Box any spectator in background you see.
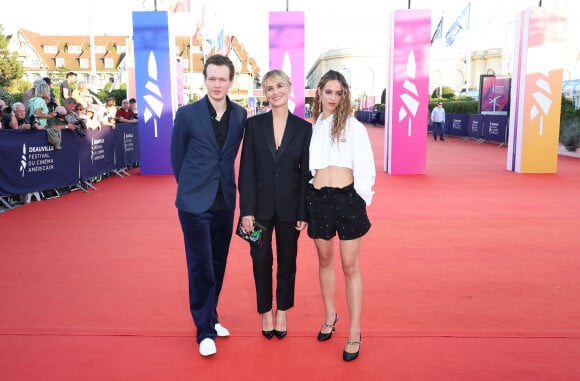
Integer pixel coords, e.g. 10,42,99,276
431,101,446,141
59,72,77,105
129,98,138,119
115,99,137,124
75,102,86,117
103,77,114,92
42,77,58,112
99,95,117,129
5,102,34,129
83,106,100,130
29,81,56,128
72,81,93,109
0,99,8,124
23,79,45,115
45,106,80,150
63,97,79,124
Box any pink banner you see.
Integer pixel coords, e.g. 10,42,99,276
385,10,431,174
269,12,305,118
175,62,184,106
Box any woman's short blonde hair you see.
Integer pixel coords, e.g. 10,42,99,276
261,69,291,92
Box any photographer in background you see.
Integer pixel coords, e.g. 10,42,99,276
46,106,81,149
43,77,58,112
63,97,87,137
0,101,10,128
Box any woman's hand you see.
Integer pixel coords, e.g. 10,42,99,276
295,221,307,231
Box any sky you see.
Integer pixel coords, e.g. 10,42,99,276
2,0,578,73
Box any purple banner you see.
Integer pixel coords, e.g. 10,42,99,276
480,76,511,115
0,130,79,196
482,114,508,143
79,127,115,181
114,123,141,169
468,114,484,139
269,11,305,118
132,11,176,175
445,113,469,137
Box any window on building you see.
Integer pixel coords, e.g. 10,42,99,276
181,59,189,68
68,45,82,54
104,58,114,68
80,58,90,68
55,58,65,67
117,45,126,53
44,45,58,54
94,46,106,54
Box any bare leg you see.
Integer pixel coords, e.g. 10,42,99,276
275,309,287,332
314,238,336,333
262,310,274,332
339,238,362,353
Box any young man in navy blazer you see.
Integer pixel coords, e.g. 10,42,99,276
171,54,247,357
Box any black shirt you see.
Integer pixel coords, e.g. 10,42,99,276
206,97,232,211
206,97,231,149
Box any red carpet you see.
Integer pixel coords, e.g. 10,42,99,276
1,126,580,380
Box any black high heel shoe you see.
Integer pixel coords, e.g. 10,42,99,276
317,313,338,341
342,335,361,362
273,310,287,339
273,329,287,339
262,314,274,340
262,329,274,339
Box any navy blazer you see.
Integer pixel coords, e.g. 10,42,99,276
238,110,312,223
171,96,247,213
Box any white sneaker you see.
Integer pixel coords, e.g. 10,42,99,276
215,323,230,337
199,338,217,357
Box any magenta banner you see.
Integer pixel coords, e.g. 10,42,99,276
269,12,305,118
385,9,431,174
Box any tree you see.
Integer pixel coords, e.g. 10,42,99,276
0,25,24,89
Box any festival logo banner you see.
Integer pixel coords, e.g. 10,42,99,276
269,12,305,118
79,127,114,181
132,11,177,175
0,131,79,195
507,7,567,173
480,76,511,115
385,9,431,174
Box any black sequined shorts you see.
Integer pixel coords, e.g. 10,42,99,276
305,183,371,240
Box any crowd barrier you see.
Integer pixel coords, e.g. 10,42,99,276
0,123,140,200
444,114,508,143
357,111,507,144
355,110,385,125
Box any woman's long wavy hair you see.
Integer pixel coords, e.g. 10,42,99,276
312,70,351,143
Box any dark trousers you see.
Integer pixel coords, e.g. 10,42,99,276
433,121,445,140
251,215,300,314
178,208,234,343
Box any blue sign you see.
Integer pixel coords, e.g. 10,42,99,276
132,11,176,175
